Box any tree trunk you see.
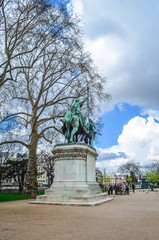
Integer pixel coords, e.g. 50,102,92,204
25,132,38,197
19,182,23,193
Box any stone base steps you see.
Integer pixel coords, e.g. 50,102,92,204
30,193,113,206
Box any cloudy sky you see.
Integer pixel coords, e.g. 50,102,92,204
71,0,159,173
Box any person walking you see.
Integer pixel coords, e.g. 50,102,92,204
132,183,135,193
110,184,113,194
150,183,154,191
108,184,111,195
126,184,129,195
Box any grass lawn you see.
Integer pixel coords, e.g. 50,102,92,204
0,192,44,202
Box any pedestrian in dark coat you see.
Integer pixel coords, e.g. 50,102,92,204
132,183,135,193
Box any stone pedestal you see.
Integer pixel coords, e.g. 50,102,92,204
32,143,113,206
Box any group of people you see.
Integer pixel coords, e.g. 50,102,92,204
114,183,130,195
100,182,136,195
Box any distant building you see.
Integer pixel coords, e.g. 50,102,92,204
37,155,55,187
115,173,127,183
96,168,103,184
95,169,127,185
107,173,127,184
37,158,48,186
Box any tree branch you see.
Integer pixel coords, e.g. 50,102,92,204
0,141,29,148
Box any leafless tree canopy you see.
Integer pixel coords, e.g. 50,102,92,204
38,150,55,187
118,162,141,176
0,0,110,195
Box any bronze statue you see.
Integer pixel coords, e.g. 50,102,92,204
61,88,98,147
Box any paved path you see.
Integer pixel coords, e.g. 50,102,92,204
0,191,159,240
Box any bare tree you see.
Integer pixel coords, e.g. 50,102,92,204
38,151,55,188
0,0,54,88
118,162,141,181
0,0,110,196
152,160,159,174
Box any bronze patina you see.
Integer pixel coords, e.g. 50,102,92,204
61,88,98,147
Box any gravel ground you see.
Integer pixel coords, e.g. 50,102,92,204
0,191,159,240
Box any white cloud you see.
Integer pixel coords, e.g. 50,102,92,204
72,0,159,115
96,116,159,172
71,1,159,173
85,35,126,73
141,109,159,121
71,0,84,16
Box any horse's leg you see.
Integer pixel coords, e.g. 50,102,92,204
65,123,70,142
70,116,79,143
66,130,70,142
75,134,78,142
70,127,78,142
90,138,94,147
84,135,88,144
81,133,86,143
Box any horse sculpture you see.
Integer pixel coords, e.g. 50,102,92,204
61,114,87,143
61,114,96,147
60,94,98,147
83,119,97,147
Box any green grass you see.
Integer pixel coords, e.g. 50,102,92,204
38,191,44,195
0,191,45,202
0,193,35,202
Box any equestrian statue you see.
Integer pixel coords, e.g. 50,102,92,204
60,87,98,147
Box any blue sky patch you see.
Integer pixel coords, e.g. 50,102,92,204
96,103,148,148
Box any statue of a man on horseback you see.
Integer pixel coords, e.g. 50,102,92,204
70,97,88,126
61,87,98,147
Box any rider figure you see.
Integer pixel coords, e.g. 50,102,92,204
70,97,88,125
61,96,88,142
